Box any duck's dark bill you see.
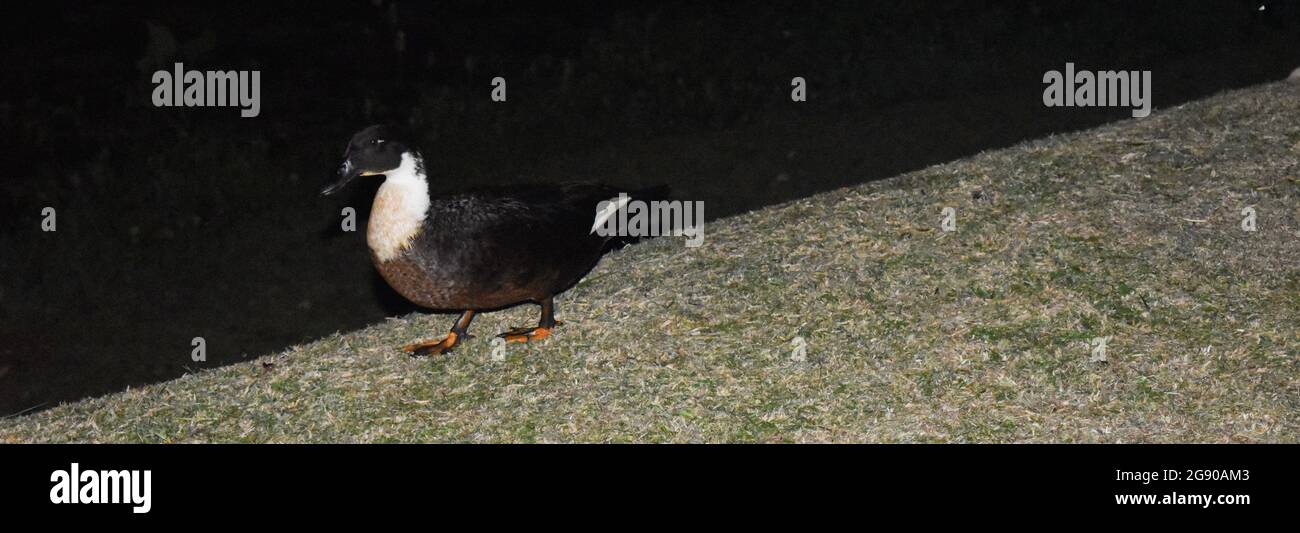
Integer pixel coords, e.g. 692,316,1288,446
320,161,360,196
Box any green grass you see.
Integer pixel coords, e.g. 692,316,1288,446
4,81,1300,442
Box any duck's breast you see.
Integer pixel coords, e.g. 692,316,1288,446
367,174,429,263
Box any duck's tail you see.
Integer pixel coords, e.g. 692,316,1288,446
596,184,674,250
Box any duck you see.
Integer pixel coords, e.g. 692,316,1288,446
321,125,663,356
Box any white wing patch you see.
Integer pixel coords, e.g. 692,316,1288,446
590,194,632,234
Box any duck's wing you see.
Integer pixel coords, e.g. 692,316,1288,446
433,181,675,243
414,182,670,299
485,182,621,209
413,183,618,294
448,182,624,237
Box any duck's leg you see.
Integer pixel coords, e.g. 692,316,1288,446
404,310,476,356
498,296,561,343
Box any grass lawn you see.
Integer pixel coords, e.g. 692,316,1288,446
4,81,1298,443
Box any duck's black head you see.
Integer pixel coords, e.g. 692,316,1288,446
321,125,415,196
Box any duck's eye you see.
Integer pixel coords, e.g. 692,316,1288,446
373,139,385,146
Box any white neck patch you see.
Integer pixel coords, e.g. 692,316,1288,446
367,153,430,262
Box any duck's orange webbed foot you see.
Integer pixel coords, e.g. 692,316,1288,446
497,321,561,344
403,331,464,356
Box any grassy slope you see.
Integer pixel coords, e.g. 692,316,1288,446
5,82,1299,443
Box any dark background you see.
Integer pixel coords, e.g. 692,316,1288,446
1,0,1297,415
